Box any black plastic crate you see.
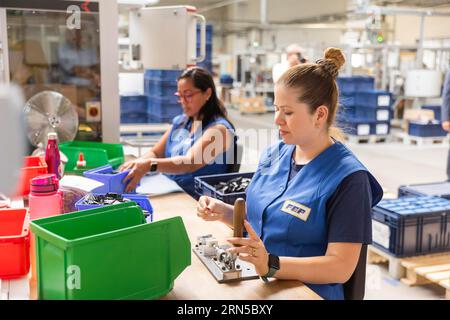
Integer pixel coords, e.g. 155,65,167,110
194,172,254,205
372,196,450,257
408,121,447,137
398,181,450,200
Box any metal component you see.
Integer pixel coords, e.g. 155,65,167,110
23,91,79,147
193,234,259,283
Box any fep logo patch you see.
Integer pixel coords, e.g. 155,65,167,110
281,200,311,222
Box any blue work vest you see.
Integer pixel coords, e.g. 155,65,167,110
165,114,235,198
246,140,382,300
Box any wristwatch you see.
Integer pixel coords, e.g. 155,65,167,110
261,253,280,283
149,160,158,172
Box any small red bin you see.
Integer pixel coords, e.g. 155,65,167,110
0,208,31,279
15,156,48,196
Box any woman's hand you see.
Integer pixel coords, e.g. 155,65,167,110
196,196,228,222
227,220,269,277
120,158,151,193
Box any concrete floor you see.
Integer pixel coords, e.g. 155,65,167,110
123,108,449,299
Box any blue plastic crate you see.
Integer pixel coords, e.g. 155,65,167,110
339,94,356,107
121,113,148,124
340,120,373,136
339,119,390,136
398,181,450,200
148,114,176,124
197,61,213,72
339,106,391,122
355,90,392,108
75,193,154,222
372,196,450,257
194,172,254,205
370,121,391,135
144,79,178,97
197,44,212,55
144,69,183,81
197,24,213,45
147,97,182,118
337,76,375,94
408,121,447,137
120,95,147,114
83,165,134,194
421,105,442,120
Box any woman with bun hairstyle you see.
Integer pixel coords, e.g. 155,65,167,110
196,48,383,300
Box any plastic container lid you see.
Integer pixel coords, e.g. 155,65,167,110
77,152,86,168
48,132,58,140
30,174,59,195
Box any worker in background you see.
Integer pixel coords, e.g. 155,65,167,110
272,43,307,83
442,69,450,180
120,67,236,198
197,48,383,300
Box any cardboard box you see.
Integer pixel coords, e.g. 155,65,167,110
239,96,266,114
402,109,435,131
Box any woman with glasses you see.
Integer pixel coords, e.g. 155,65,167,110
120,67,236,198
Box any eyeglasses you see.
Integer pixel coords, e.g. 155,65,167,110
174,90,202,103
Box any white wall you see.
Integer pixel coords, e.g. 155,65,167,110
389,15,450,45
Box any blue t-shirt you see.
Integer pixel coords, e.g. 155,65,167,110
289,158,372,244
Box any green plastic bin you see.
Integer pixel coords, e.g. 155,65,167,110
59,141,125,175
30,202,191,300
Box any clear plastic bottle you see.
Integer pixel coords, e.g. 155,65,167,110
45,132,61,179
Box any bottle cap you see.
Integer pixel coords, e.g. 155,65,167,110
30,174,59,195
48,132,58,140
77,152,86,168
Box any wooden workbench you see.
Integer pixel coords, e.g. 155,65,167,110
152,192,322,300
25,192,321,300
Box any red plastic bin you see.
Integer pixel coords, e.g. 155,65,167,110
16,156,48,196
0,209,31,279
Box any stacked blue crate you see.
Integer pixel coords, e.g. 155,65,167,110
120,94,148,124
337,76,393,137
403,105,446,138
372,196,450,257
408,121,447,137
196,24,213,72
144,69,183,123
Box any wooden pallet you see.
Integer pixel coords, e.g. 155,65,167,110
393,131,449,147
368,245,450,299
345,134,389,144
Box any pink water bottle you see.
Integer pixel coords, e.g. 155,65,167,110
28,174,62,220
45,132,61,179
